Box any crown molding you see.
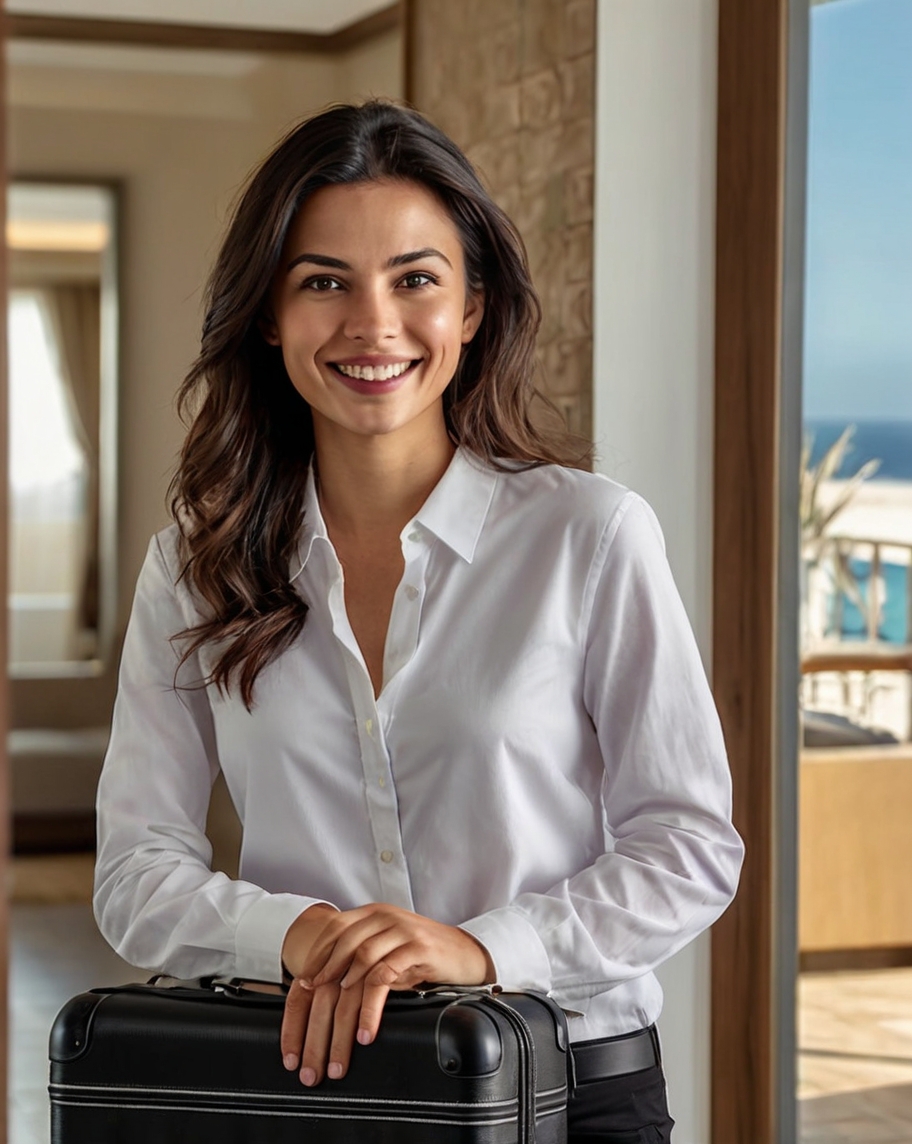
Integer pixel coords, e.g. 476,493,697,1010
4,2,401,54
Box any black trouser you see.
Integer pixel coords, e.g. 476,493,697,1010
567,1060,675,1142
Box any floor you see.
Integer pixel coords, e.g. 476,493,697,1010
7,854,912,1144
9,856,139,1144
798,968,912,1143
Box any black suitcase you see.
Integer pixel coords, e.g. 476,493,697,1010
49,978,569,1143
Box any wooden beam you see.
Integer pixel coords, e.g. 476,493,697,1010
711,0,789,1141
3,3,401,55
802,645,912,674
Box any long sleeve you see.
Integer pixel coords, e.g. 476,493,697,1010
93,532,327,982
460,495,744,1009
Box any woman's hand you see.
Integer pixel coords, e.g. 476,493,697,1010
280,903,495,1086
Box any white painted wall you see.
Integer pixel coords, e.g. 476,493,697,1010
594,3,719,1141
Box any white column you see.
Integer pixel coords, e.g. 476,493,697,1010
594,3,720,1141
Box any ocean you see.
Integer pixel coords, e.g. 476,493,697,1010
804,418,912,482
836,559,910,645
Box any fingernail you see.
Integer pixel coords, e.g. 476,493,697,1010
357,1029,373,1046
283,1053,299,1071
300,1067,317,1087
298,979,313,990
327,1061,343,1080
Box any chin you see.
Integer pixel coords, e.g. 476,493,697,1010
341,414,413,440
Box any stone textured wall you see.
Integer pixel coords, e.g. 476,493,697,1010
407,0,595,440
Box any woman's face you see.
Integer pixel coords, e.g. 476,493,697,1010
265,178,484,451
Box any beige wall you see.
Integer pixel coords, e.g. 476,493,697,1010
6,31,402,781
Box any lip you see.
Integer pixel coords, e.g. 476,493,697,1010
331,355,416,368
328,358,420,395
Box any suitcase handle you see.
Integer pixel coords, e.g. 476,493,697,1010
205,976,288,998
127,977,499,1006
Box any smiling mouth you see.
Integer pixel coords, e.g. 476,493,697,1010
330,360,419,382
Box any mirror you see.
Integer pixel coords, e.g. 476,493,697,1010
6,180,118,677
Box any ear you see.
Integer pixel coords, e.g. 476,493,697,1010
461,289,485,344
258,312,281,347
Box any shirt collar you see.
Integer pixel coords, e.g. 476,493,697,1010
289,446,498,581
289,462,326,582
412,447,497,564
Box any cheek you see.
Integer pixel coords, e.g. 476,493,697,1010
424,303,471,353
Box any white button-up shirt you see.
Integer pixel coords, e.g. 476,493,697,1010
95,448,743,1041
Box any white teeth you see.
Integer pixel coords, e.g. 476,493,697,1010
335,361,412,382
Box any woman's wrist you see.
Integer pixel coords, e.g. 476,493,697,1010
281,902,337,980
462,930,497,985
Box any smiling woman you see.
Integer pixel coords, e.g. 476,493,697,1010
93,100,742,1144
263,180,484,450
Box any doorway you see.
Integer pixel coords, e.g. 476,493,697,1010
796,1,912,1140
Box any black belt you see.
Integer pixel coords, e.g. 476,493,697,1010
570,1025,661,1084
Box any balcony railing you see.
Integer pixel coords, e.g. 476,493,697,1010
802,535,912,738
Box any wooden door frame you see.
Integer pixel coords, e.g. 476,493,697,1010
1,0,9,1136
711,1,809,1142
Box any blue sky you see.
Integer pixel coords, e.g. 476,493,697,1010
803,0,912,421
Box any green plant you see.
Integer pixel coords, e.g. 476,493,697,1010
801,425,880,553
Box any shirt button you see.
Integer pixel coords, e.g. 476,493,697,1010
404,585,419,601
380,850,394,864
365,718,374,736
378,776,386,788
408,531,421,543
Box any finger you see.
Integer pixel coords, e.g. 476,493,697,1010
355,981,391,1047
306,915,415,987
299,909,381,983
354,944,433,993
326,981,365,1080
280,980,314,1072
299,982,341,1087
315,926,407,989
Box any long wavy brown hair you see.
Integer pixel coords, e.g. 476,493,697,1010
170,99,587,707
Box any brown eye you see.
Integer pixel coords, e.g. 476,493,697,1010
400,272,436,289
302,276,342,292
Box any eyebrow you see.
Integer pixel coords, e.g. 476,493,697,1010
285,248,453,273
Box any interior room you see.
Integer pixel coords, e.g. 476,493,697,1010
5,5,403,1142
4,2,910,1144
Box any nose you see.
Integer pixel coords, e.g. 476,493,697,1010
342,283,400,344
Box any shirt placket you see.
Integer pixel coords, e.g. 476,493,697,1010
323,528,430,909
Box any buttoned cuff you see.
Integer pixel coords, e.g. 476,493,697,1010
459,907,552,993
234,894,336,983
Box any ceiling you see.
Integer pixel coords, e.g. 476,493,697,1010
5,0,391,35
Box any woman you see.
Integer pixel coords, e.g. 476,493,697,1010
94,100,743,1142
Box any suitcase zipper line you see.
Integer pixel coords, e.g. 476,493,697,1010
476,996,538,1144
49,1097,536,1127
48,1084,526,1111
48,1080,567,1106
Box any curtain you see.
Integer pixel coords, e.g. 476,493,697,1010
40,284,102,652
